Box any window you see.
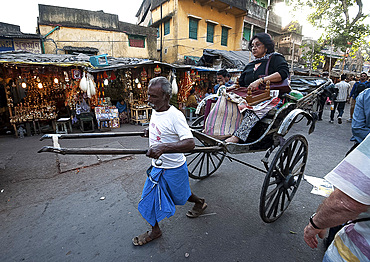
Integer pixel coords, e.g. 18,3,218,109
221,27,228,46
243,26,251,41
129,35,145,48
157,27,160,38
164,20,170,35
189,18,198,40
207,23,215,43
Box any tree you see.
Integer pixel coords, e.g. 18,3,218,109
287,0,369,71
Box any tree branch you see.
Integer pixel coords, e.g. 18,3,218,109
340,0,350,25
350,0,364,27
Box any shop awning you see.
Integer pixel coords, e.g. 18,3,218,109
197,49,251,70
0,50,92,67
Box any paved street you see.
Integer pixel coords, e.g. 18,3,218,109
0,106,353,262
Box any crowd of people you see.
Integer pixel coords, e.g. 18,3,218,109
132,32,369,262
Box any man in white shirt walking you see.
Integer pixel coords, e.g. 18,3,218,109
329,74,351,124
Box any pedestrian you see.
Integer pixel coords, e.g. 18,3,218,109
204,87,213,98
329,74,350,124
224,72,234,86
318,72,335,121
132,77,207,246
214,69,232,94
348,72,370,122
303,133,370,262
348,87,370,152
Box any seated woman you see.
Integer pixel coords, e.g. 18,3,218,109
116,99,128,124
226,33,290,143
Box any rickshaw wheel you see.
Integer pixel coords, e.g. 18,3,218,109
259,134,308,223
185,135,225,180
189,115,205,130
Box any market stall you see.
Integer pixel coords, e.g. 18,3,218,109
0,52,94,136
88,61,180,125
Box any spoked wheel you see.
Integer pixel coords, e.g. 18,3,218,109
189,115,205,130
259,134,308,223
185,134,226,180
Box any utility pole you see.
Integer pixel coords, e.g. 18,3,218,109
291,40,295,75
329,37,333,77
264,0,271,33
309,40,314,76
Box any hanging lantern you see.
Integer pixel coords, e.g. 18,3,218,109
21,82,27,88
54,77,59,84
104,79,109,86
154,65,161,75
141,68,147,77
141,76,147,82
38,83,43,89
190,70,195,77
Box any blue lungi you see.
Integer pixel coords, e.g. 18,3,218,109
138,162,191,226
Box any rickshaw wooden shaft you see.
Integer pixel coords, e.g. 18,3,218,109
37,145,224,155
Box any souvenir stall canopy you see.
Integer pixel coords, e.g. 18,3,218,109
88,61,191,125
0,51,93,136
87,60,242,123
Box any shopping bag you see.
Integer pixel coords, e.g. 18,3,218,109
203,95,242,139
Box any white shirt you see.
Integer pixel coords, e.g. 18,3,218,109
149,106,193,169
335,80,350,102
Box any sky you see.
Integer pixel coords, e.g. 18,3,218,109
1,0,369,40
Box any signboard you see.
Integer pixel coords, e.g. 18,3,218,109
0,38,14,52
14,39,41,54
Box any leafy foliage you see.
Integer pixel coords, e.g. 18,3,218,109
287,0,369,69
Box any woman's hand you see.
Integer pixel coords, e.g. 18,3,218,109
248,79,261,91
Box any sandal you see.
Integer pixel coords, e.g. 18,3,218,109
186,199,208,218
132,231,162,246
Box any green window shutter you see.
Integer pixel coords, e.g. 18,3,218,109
206,23,214,43
164,20,170,35
221,27,228,46
243,27,251,41
189,18,198,40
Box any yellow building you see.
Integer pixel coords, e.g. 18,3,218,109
38,4,159,60
136,0,285,64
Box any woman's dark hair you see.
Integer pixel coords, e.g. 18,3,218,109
248,33,275,54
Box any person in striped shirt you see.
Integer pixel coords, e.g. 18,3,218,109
329,74,351,124
303,133,370,261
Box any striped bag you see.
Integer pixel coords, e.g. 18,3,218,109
203,95,242,139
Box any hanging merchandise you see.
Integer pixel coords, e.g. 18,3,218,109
171,71,178,95
154,65,161,75
190,70,195,78
141,68,147,82
64,71,70,82
110,71,116,81
80,72,88,92
71,69,81,79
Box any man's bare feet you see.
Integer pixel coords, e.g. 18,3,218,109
225,135,239,143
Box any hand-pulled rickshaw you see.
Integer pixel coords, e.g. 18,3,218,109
38,75,331,223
